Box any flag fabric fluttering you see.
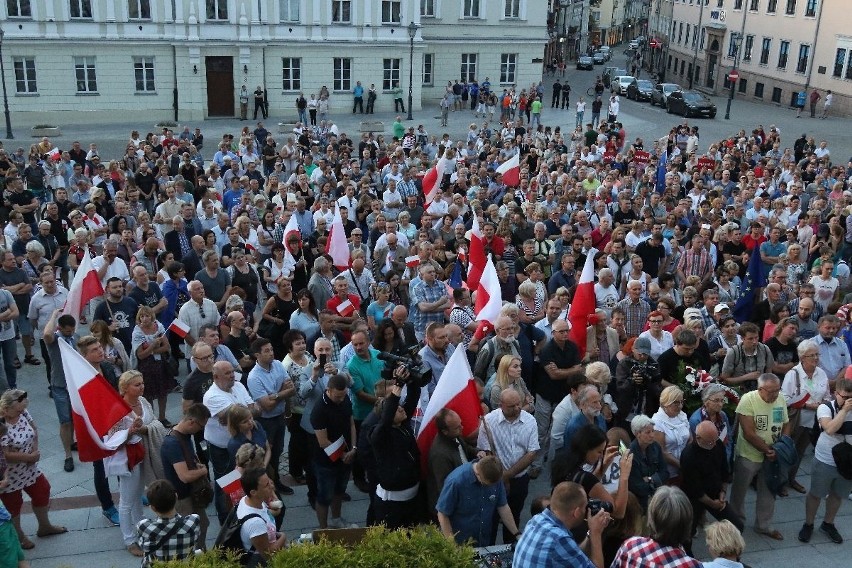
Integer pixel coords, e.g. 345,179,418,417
495,153,520,187
421,157,449,208
567,252,596,361
58,340,132,462
326,204,351,271
324,437,348,462
168,318,191,339
63,248,104,321
655,148,668,194
448,258,464,290
473,255,502,327
732,246,765,323
467,216,486,291
415,345,483,472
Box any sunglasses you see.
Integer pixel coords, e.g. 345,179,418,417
16,391,27,403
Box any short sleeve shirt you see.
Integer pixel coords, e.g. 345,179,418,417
0,410,40,492
735,390,788,463
129,282,164,311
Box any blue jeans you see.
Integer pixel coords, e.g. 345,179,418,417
0,338,15,390
576,111,584,128
298,109,307,124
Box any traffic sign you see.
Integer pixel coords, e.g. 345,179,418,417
649,39,659,49
728,69,739,82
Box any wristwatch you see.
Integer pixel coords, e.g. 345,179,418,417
271,393,278,401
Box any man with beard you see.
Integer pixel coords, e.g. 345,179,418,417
92,277,138,353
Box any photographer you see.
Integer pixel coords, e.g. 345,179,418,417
614,336,661,427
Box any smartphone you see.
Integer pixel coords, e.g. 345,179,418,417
319,353,328,367
619,440,629,456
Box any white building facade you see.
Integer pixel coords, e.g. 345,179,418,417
1,0,548,123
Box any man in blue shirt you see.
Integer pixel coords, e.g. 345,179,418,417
513,481,609,568
352,81,364,114
436,456,520,547
759,226,786,276
563,385,607,449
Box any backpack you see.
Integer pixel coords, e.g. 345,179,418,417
810,401,836,446
214,508,262,564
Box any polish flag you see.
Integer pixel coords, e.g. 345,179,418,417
421,157,449,209
216,469,242,493
326,204,351,271
63,247,104,321
168,318,191,339
336,299,355,317
567,252,596,360
467,216,486,291
496,153,520,187
405,255,421,268
324,436,348,462
46,148,61,161
787,390,811,409
473,255,502,327
58,340,132,462
282,213,301,268
416,344,483,472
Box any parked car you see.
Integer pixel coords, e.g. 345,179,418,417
611,76,636,96
651,83,682,107
599,46,611,60
666,90,717,118
577,56,594,70
603,67,627,88
629,39,641,50
626,78,654,101
592,51,607,64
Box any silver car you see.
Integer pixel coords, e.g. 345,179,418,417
651,83,682,107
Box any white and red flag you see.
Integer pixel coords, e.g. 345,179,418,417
58,339,132,462
467,216,486,291
405,255,421,268
473,255,502,327
495,153,520,187
326,204,351,271
567,252,596,360
216,469,242,493
63,247,103,321
416,344,483,472
324,436,348,462
46,148,61,161
168,318,191,339
421,156,449,208
335,299,355,317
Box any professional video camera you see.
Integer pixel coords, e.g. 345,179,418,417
628,360,660,386
587,498,614,516
377,347,433,388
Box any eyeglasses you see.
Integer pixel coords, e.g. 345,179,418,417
802,353,820,359
760,387,781,395
649,320,663,324
193,354,214,361
15,392,27,403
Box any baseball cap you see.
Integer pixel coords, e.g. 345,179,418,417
634,336,652,356
683,307,702,323
714,303,730,314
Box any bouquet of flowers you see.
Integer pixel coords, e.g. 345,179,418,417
680,365,741,416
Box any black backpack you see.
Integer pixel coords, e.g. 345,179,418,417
214,508,261,564
811,401,838,446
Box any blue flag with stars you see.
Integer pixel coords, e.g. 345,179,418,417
448,258,464,290
655,149,667,194
732,245,765,323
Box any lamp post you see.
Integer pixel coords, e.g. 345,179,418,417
724,32,742,120
406,21,417,121
0,27,13,140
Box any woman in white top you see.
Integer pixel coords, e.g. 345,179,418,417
782,338,831,494
651,386,692,481
638,311,674,360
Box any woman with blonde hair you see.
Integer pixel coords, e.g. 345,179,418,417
651,386,692,484
487,355,534,412
703,520,746,568
90,320,130,373
516,279,545,325
226,405,271,473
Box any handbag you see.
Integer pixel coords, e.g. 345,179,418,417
163,352,180,378
172,431,214,509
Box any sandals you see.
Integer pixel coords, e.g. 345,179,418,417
37,525,67,537
790,480,807,494
127,544,144,557
12,358,20,369
23,355,41,366
19,538,34,550
755,528,784,540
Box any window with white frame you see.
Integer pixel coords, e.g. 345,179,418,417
727,34,738,57
382,59,401,90
749,0,759,10
333,58,351,91
421,0,435,17
463,0,481,18
74,57,97,93
460,54,477,83
13,58,36,94
743,35,754,60
500,54,517,84
6,0,32,17
804,0,816,16
777,41,789,68
504,0,520,18
760,37,771,64
785,0,795,14
767,0,777,12
128,0,151,19
423,53,434,85
134,57,155,92
796,44,809,73
282,58,301,90
734,0,743,8
206,0,228,20
70,0,92,18
381,0,401,23
280,0,300,21
332,0,351,23
833,48,846,77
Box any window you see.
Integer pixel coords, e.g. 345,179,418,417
834,48,847,77
743,35,754,61
734,0,743,8
805,0,816,16
423,53,434,85
687,63,693,82
331,0,351,22
381,0,401,24
778,41,789,68
749,0,758,10
281,58,301,90
333,58,351,91
680,59,686,75
718,0,724,5
128,0,151,19
74,57,97,93
685,25,690,46
463,0,480,18
760,37,771,65
460,53,477,83
700,27,706,49
133,57,155,92
754,82,764,97
6,0,31,17
797,44,809,73
738,78,748,93
12,58,36,94
206,0,228,19
70,0,92,18
785,0,796,14
280,0,300,21
767,0,776,12
678,22,683,44
728,34,739,57
772,87,782,102
504,0,520,18
382,58,400,90
500,54,517,84
421,0,435,17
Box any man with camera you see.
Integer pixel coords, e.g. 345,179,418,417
614,336,661,426
513,481,611,568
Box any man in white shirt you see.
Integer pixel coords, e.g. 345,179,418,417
235,468,286,562
92,239,130,288
594,268,620,316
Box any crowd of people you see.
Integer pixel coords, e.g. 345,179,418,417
0,88,849,567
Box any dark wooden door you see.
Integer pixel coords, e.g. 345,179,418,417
206,57,234,117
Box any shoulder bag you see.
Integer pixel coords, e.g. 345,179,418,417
172,431,214,509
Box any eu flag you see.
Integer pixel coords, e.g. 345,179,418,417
732,245,765,323
448,258,464,289
655,149,667,194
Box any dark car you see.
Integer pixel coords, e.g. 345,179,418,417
577,56,594,70
626,79,654,101
650,83,681,107
592,51,607,64
667,90,717,118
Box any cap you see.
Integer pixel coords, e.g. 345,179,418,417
38,220,51,228
634,336,652,356
714,303,730,314
683,307,703,322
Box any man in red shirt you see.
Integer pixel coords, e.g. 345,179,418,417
741,222,767,253
326,275,361,342
481,222,505,261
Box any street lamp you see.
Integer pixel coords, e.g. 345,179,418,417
406,21,417,121
0,27,13,140
724,32,743,120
